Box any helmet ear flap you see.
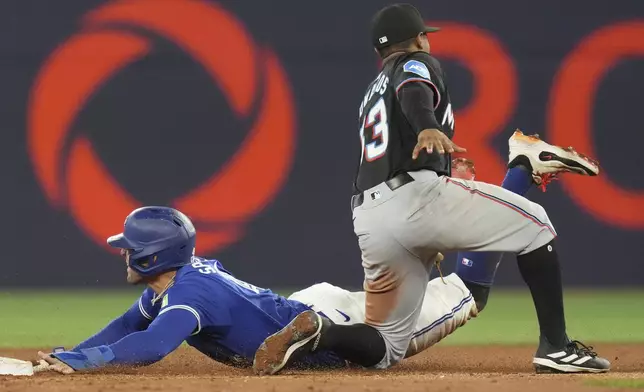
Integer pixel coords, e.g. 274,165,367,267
130,254,158,271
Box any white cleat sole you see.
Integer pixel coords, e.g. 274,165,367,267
533,358,610,374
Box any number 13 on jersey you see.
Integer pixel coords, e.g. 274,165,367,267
360,98,389,163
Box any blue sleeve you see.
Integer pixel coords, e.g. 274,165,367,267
52,308,197,369
162,275,231,328
72,295,152,351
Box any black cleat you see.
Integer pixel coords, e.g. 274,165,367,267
533,339,610,374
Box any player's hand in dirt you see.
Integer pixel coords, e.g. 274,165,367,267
412,129,466,159
30,358,52,373
37,351,75,375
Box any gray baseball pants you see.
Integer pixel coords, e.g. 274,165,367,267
351,170,555,368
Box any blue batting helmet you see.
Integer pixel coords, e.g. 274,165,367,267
107,206,196,276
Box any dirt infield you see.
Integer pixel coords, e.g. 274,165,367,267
1,344,643,392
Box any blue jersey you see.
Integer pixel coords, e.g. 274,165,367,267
137,257,343,368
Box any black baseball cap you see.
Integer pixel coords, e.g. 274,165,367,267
371,4,440,49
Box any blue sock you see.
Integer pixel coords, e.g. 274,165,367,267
455,165,534,287
455,252,501,286
500,165,533,196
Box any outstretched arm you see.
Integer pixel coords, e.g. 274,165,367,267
397,81,465,157
41,307,197,372
72,298,152,351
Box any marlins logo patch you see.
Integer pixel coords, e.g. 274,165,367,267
403,60,431,80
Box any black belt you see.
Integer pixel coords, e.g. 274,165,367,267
351,172,414,210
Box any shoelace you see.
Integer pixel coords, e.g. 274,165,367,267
536,172,560,192
434,253,446,284
568,340,598,357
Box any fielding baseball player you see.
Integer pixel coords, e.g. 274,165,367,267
252,3,610,376
34,206,477,374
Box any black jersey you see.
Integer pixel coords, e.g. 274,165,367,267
353,51,455,193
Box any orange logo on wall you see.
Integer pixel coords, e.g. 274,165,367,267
549,22,644,229
427,22,517,186
425,20,644,230
27,0,296,253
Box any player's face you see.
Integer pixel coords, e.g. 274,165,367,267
121,249,144,284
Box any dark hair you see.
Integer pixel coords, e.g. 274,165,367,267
376,36,418,58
